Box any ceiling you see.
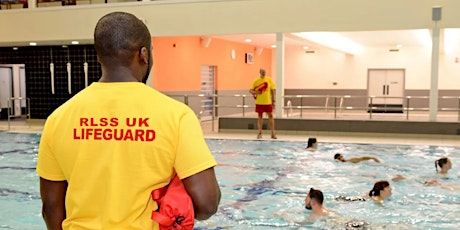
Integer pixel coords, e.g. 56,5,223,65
211,29,434,52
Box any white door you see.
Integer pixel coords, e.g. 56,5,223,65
200,65,216,121
368,69,404,106
385,70,404,104
0,67,13,111
368,70,387,104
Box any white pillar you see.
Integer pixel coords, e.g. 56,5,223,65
275,33,285,118
429,17,441,121
28,0,36,8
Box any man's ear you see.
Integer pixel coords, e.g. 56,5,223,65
139,47,149,64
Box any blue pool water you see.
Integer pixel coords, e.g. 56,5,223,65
1,132,459,229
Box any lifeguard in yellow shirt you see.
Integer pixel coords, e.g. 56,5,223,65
249,68,277,139
36,12,221,230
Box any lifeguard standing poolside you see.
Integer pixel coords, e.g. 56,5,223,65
36,12,220,230
249,68,276,139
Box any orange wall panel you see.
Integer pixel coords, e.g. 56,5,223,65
152,36,272,92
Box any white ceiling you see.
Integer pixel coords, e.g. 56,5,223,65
211,29,434,51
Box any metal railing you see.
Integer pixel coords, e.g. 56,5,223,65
167,94,460,131
7,97,31,130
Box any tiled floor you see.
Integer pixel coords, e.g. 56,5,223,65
2,117,459,147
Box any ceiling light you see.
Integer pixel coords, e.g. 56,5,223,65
245,39,252,43
12,47,18,50
303,46,309,50
396,44,402,48
292,32,363,55
29,42,37,46
71,41,79,45
271,45,276,48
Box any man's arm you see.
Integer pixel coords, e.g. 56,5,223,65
348,156,380,163
182,167,221,220
40,177,67,230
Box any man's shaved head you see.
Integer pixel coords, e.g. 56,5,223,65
94,12,151,67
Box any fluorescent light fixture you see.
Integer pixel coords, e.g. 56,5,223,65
29,42,37,46
245,39,252,43
444,28,460,53
292,32,363,55
303,46,309,50
71,41,79,45
271,44,276,48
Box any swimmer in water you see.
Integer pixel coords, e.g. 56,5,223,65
392,156,452,182
334,153,380,163
435,157,452,175
305,138,318,150
305,188,336,221
368,180,392,203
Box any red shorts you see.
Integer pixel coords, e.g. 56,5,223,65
255,104,273,114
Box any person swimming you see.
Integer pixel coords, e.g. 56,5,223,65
392,156,453,182
435,157,452,175
424,179,460,190
368,180,392,203
305,138,318,150
334,153,380,163
304,188,335,221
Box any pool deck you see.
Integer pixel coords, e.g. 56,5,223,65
1,116,459,147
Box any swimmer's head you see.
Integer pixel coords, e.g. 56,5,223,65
334,153,346,162
369,180,391,198
306,138,317,149
435,157,452,173
305,188,324,210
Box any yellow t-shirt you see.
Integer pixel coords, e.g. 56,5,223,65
251,76,275,105
36,82,217,230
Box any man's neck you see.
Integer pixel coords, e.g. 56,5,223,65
313,206,325,215
99,67,138,83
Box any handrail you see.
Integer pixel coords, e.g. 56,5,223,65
7,97,31,130
285,100,292,117
166,94,460,122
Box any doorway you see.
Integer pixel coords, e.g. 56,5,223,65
200,65,216,121
367,69,405,113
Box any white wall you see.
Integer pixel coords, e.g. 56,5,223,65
283,45,444,90
439,53,460,89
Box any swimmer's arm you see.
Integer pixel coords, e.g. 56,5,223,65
391,174,406,182
348,156,380,163
438,183,460,190
40,177,67,230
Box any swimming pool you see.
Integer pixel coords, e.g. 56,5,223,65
1,132,459,229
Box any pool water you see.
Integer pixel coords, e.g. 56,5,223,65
1,132,459,229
